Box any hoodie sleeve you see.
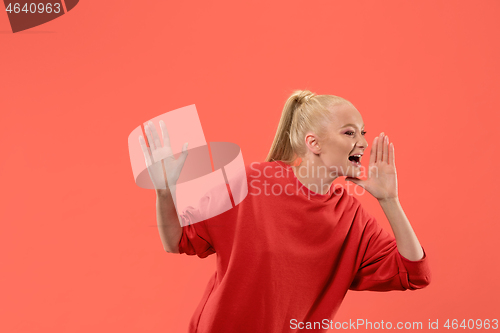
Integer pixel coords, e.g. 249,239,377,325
176,194,218,258
176,182,234,258
348,204,431,292
177,215,215,258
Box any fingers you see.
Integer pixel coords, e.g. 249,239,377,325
177,142,189,167
159,120,172,150
370,136,377,165
377,132,384,163
374,132,391,164
389,142,395,166
144,120,188,168
138,135,152,166
145,123,155,150
382,135,389,163
148,121,163,149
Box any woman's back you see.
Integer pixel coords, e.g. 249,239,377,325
178,161,430,333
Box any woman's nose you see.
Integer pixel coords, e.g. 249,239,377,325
357,135,368,149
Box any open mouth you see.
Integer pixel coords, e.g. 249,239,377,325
348,154,362,167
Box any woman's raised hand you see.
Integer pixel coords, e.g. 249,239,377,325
138,120,189,190
346,132,398,201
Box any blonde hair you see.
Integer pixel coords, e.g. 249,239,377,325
265,89,353,165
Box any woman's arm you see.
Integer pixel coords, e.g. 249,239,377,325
156,188,182,253
379,197,424,261
138,120,189,254
348,203,431,291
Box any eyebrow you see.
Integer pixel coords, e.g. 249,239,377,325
340,123,365,129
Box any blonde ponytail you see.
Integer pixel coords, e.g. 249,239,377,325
265,89,353,165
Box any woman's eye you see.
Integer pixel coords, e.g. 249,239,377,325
345,131,367,136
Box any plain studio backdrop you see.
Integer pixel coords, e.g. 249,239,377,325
1,1,499,332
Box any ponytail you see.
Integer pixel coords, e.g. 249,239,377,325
265,90,316,165
265,89,352,165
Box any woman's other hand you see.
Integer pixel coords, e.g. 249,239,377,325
138,120,189,190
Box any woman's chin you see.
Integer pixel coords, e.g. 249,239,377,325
349,169,362,178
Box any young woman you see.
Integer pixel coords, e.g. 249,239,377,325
139,90,431,333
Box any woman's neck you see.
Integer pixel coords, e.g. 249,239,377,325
290,159,338,195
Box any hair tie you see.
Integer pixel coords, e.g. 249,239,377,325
296,93,315,105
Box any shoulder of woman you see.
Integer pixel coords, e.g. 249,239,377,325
336,187,365,213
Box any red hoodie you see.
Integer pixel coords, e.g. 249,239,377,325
177,160,431,333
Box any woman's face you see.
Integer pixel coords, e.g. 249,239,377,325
316,103,369,178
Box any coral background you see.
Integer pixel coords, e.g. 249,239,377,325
1,1,499,332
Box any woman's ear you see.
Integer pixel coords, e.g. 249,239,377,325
305,133,321,155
